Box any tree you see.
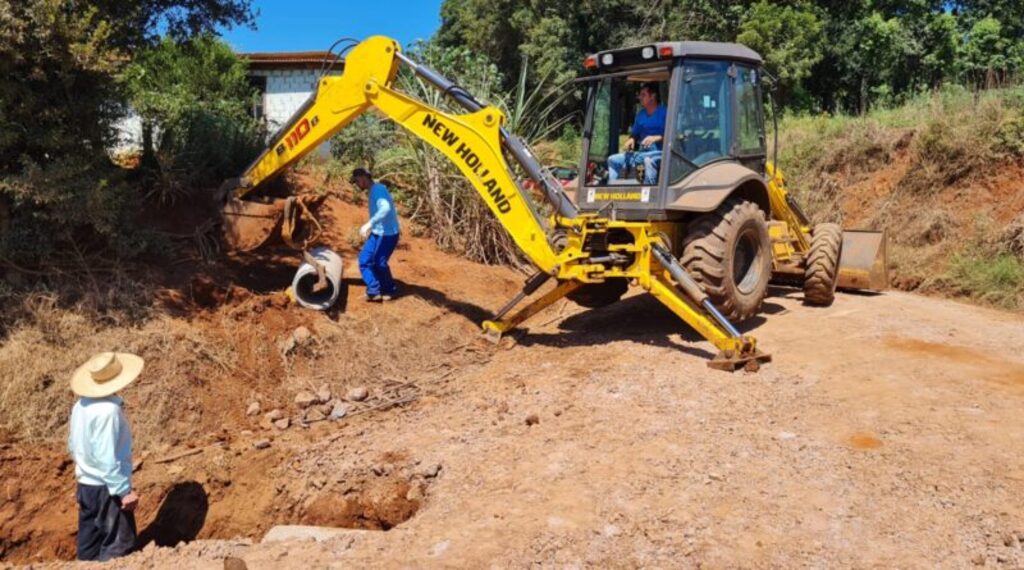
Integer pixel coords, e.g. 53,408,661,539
737,1,825,110
123,35,264,199
0,0,253,266
960,16,1018,87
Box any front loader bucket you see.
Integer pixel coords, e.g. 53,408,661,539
221,198,285,252
838,229,889,291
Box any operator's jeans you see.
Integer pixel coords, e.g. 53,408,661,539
359,232,399,296
607,149,661,184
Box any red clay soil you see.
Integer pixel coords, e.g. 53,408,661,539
0,192,523,563
3,183,1024,567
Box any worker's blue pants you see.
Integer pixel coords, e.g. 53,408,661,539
359,232,399,296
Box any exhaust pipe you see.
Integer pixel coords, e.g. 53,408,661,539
292,247,343,310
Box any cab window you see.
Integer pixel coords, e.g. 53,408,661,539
735,65,763,155
669,60,732,184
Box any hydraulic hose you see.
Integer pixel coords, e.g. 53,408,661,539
650,244,742,339
396,52,579,219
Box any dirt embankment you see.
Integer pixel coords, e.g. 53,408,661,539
0,194,523,563
2,183,1024,568
778,90,1024,309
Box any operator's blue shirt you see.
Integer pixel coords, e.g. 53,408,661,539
631,104,667,148
367,182,400,236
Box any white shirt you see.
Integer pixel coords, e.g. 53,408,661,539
67,396,133,496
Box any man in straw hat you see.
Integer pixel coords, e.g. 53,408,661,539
68,351,144,561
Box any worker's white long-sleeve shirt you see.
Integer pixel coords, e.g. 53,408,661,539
67,396,133,496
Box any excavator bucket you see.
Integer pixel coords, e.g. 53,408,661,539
221,198,286,252
837,229,889,291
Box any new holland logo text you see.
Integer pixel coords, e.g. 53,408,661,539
422,114,512,213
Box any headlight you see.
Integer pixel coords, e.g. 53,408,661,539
641,47,654,59
601,53,614,66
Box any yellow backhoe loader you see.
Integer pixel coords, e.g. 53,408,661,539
218,36,888,371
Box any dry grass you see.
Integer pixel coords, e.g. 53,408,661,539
999,213,1024,260
0,259,493,448
0,285,232,446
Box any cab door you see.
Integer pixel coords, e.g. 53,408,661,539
731,64,767,174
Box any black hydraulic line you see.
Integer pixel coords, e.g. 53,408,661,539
490,272,552,321
786,194,811,226
650,244,742,339
396,52,579,220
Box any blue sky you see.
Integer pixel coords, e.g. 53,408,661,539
220,0,443,53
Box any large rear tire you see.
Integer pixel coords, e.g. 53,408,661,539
803,223,843,306
681,198,772,322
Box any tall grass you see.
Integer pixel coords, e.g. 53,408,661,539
945,253,1024,309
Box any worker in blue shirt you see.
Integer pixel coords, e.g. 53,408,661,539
68,352,144,561
607,82,666,185
351,167,401,301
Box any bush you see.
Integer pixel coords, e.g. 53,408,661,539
0,157,152,267
150,107,265,200
124,35,265,202
0,3,254,272
946,252,1024,309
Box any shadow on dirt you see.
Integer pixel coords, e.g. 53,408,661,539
516,293,771,359
400,282,495,324
136,481,209,549
391,281,782,360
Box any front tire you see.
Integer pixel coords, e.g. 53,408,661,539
681,198,772,322
803,223,843,306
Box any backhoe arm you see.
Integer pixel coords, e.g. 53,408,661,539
226,36,564,272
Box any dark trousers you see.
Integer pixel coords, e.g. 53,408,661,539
76,483,137,561
358,232,399,296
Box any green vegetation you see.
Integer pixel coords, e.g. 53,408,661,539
438,1,1024,113
0,0,253,269
123,35,265,203
946,252,1024,309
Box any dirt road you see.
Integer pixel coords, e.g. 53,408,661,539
3,197,1023,568
222,286,1024,569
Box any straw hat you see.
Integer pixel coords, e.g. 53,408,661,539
70,352,145,398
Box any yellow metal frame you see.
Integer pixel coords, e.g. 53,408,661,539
765,162,811,253
229,36,765,368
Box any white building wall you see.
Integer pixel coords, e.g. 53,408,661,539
109,67,341,157
251,68,339,156
253,69,317,133
111,112,145,155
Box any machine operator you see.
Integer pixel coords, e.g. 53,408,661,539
607,82,666,185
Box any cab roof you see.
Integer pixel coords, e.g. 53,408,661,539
584,41,763,71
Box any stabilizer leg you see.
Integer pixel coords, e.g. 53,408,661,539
647,277,771,371
646,241,771,371
482,280,582,343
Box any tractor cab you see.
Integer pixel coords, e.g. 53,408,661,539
577,42,767,221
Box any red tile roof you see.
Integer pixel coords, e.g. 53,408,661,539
240,51,344,70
